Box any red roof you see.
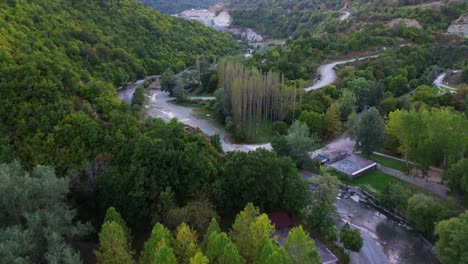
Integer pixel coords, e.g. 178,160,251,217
269,211,294,229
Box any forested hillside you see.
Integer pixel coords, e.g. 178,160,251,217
0,0,239,169
141,0,218,14
226,0,467,38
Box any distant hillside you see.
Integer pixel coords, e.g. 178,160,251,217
141,0,218,14
226,0,467,38
0,0,239,168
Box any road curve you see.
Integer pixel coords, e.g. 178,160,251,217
305,55,380,92
147,90,272,152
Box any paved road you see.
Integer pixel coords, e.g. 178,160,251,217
146,90,272,152
305,55,380,91
433,73,457,91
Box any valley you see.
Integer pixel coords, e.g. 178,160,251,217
1,0,467,264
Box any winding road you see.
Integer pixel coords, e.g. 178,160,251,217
122,54,384,153
117,52,439,264
146,91,272,152
305,55,380,91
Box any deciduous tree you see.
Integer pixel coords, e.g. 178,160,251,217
354,107,385,156
434,212,468,264
284,226,321,264
340,224,363,253
174,223,200,264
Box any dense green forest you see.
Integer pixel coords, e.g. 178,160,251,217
1,0,468,263
0,0,240,169
227,0,466,38
140,0,218,14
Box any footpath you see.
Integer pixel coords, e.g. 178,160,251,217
373,152,448,198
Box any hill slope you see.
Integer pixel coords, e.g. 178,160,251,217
0,0,239,168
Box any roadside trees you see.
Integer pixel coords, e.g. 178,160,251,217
308,173,340,241
286,121,318,168
340,224,363,253
434,212,468,264
354,107,385,156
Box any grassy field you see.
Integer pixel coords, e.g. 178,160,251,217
368,154,409,173
329,169,414,195
237,120,275,144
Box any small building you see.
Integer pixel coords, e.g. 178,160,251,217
328,154,377,178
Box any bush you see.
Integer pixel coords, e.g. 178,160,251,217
272,121,288,135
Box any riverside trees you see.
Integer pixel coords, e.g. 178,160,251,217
386,108,467,173
218,61,304,141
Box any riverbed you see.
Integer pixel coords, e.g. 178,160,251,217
335,197,439,264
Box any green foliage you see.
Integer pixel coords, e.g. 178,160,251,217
190,252,209,264
380,183,411,212
340,224,363,253
230,203,275,262
353,107,385,156
325,103,342,139
0,162,91,264
298,111,327,139
407,194,456,239
165,199,219,233
210,134,223,152
386,108,468,172
99,119,223,224
462,67,468,83
174,223,200,264
286,121,318,168
434,212,468,264
140,223,173,264
413,85,438,105
95,222,135,264
308,173,340,241
336,90,356,122
206,232,245,264
271,135,291,157
161,69,178,96
444,159,468,203
272,121,289,135
131,86,146,108
255,237,292,264
104,207,132,243
215,149,308,215
0,0,239,177
284,226,322,264
153,241,177,264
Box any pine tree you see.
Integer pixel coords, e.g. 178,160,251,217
95,222,134,264
140,223,173,264
230,203,275,262
174,223,200,264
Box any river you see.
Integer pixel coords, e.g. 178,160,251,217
117,55,439,264
335,196,438,264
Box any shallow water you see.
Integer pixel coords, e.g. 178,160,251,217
336,198,439,264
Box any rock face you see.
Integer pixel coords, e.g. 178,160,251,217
447,13,468,37
176,3,264,42
177,3,231,30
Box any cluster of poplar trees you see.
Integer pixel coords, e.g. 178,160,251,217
218,61,304,139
